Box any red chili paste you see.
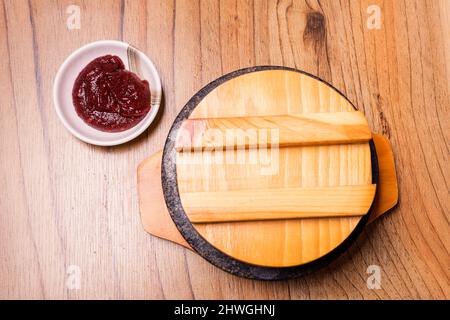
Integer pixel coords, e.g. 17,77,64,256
72,55,151,132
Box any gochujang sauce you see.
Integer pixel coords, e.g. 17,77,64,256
72,55,151,132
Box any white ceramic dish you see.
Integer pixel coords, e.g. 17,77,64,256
53,40,162,146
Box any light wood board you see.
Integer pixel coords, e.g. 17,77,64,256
138,131,398,250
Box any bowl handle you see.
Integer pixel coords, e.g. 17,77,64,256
369,133,399,223
137,151,192,249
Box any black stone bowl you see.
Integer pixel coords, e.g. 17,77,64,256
161,66,379,280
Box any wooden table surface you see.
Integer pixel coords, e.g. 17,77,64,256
1,0,449,300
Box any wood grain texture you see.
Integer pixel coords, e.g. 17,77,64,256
183,185,377,223
0,0,448,299
176,111,371,151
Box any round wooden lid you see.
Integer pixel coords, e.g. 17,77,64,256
162,67,378,279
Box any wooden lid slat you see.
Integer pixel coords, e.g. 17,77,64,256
176,111,371,152
181,184,377,223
